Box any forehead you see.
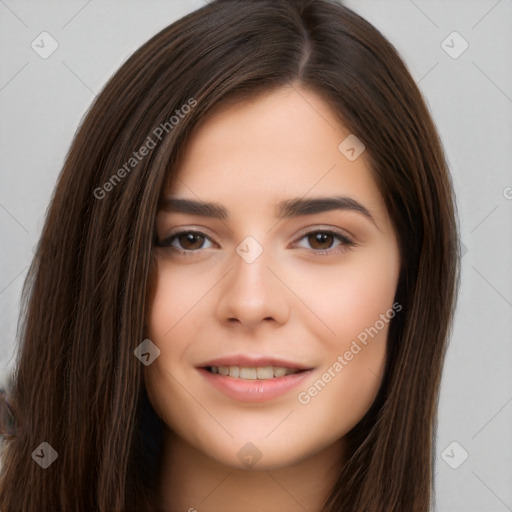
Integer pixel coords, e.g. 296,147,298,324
166,85,384,215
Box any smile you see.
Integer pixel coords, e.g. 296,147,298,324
199,366,312,403
207,365,301,379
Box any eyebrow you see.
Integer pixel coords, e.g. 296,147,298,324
159,196,377,226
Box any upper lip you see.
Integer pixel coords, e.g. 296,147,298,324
199,355,312,370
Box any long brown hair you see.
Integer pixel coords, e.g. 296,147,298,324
0,0,460,510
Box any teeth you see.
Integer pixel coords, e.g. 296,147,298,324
209,365,299,379
240,367,258,380
273,366,288,377
256,366,274,379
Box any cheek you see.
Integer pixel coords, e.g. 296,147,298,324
294,348,386,446
147,262,212,341
290,244,398,418
143,269,192,411
294,245,400,346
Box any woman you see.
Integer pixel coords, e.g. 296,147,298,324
0,0,460,510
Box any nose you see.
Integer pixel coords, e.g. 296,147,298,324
215,243,290,330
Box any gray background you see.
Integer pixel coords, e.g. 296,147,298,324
1,1,511,510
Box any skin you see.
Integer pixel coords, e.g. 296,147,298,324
144,84,401,512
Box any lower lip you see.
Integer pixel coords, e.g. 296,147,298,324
198,368,313,403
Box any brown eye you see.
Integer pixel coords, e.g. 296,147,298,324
177,233,206,250
155,230,213,253
307,232,335,250
294,229,355,255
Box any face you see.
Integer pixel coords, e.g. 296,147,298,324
144,85,401,471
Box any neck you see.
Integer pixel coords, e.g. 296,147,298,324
157,430,345,512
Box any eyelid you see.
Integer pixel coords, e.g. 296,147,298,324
154,228,217,252
290,228,356,255
292,224,355,243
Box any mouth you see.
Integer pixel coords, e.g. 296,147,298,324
204,365,304,379
197,357,314,402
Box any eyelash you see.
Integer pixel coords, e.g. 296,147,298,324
154,228,356,257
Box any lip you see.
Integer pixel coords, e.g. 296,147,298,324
197,355,314,403
198,368,313,403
